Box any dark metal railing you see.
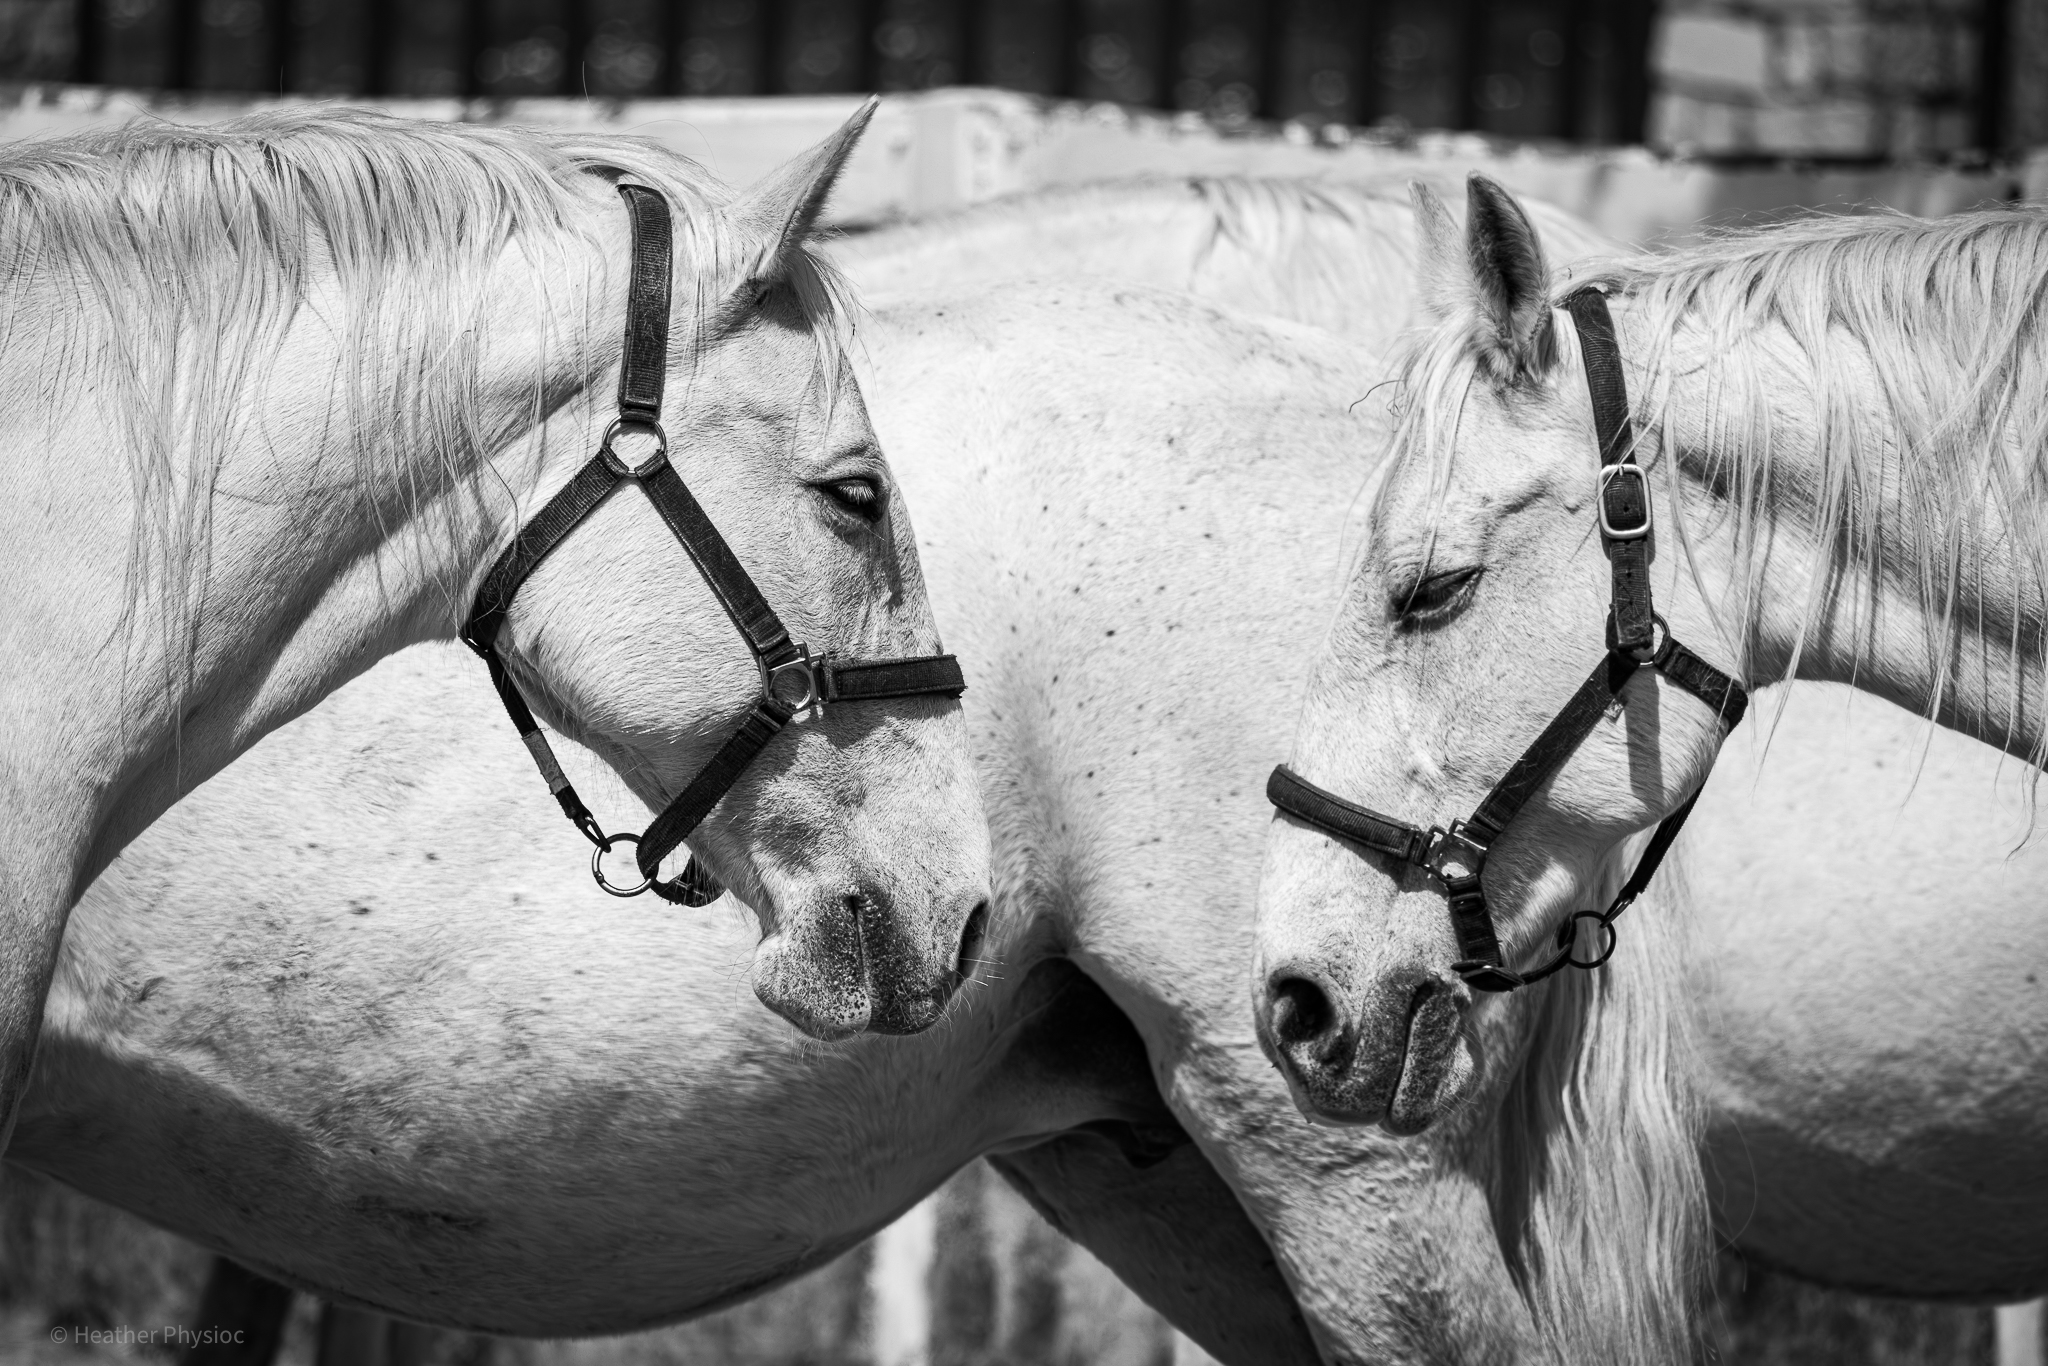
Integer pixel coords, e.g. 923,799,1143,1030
57,0,1656,144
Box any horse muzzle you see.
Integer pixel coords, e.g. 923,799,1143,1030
1257,957,1475,1132
751,882,989,1040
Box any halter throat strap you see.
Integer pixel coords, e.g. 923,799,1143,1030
1266,285,1748,992
460,182,965,906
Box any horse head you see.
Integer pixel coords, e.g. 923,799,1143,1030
1252,174,1740,1130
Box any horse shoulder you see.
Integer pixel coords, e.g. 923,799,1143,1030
1683,682,2048,1292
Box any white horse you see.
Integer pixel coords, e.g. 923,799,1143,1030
28,282,1489,1363
862,172,2048,1357
1253,172,2048,1356
0,105,993,1100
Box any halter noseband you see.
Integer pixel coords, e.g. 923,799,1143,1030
1267,287,1748,993
461,182,966,906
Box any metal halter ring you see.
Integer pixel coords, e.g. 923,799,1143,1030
600,417,670,478
761,646,826,714
591,831,654,898
1422,821,1489,883
1631,611,1672,664
1608,610,1671,664
1557,909,1620,970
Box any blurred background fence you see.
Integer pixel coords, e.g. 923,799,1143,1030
1,0,2046,161
2,0,2046,242
0,1163,2011,1366
4,0,1660,140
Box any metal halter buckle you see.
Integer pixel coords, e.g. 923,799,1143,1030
600,417,670,478
1455,960,1528,993
1422,821,1488,883
1595,462,1652,541
761,645,826,715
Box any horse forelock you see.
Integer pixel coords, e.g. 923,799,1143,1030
1366,320,1488,581
1579,207,2048,768
0,107,854,707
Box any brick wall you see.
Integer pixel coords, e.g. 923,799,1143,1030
1649,0,1985,158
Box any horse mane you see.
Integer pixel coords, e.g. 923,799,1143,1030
852,174,1612,349
1582,207,2048,767
1186,175,1614,348
1477,871,1709,1365
1191,175,1412,249
0,106,852,699
1193,172,1613,264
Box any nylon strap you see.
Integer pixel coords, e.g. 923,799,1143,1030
826,655,968,702
1654,637,1750,727
473,644,604,843
1603,784,1702,923
636,698,796,876
1444,876,1504,976
466,455,624,649
649,857,726,908
1265,766,1429,865
637,459,801,666
615,183,672,424
1463,651,1641,847
1563,288,1657,655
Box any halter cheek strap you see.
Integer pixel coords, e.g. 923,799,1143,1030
1267,286,1748,993
461,182,966,907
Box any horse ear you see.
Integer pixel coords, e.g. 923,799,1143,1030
728,96,877,281
1410,181,1466,322
1462,173,1556,379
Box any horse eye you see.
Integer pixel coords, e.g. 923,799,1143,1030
1392,566,1483,626
816,476,884,524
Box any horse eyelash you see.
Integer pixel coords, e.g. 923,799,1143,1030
1391,565,1483,627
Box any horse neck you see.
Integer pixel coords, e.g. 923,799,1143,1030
1181,185,1418,347
839,189,1220,296
1651,312,2048,766
4,208,623,891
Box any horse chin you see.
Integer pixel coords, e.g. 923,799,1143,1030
1381,1000,1477,1137
746,882,978,1041
751,928,874,1041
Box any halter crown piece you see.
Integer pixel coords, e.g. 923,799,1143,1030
1266,287,1749,992
461,182,967,906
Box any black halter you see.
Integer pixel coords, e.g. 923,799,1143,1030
1267,287,1748,993
460,182,967,907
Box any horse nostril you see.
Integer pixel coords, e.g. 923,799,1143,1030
955,899,990,981
1266,975,1335,1049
